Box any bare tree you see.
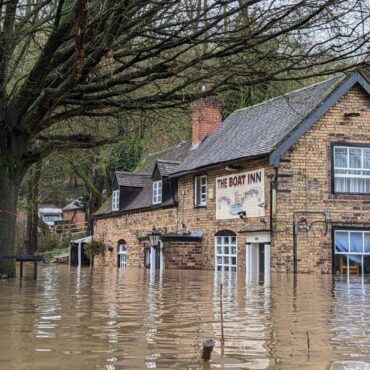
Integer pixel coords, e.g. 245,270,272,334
0,0,369,276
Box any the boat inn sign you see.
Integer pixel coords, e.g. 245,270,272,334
216,169,265,219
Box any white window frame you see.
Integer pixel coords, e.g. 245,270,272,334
194,175,207,207
112,190,120,211
152,180,162,204
118,244,127,268
333,145,370,194
215,235,237,271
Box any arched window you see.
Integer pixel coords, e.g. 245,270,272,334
215,230,237,271
117,239,127,268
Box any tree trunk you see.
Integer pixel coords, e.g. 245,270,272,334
0,159,21,278
25,163,41,255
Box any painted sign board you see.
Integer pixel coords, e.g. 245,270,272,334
216,169,265,219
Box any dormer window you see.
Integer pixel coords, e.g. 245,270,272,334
112,190,120,211
152,180,162,204
194,175,207,207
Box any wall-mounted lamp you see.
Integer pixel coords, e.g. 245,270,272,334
147,226,161,248
238,211,246,219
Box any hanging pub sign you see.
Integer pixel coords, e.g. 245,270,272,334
216,169,265,219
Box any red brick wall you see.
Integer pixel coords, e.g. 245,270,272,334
164,240,202,269
192,96,224,144
63,210,86,224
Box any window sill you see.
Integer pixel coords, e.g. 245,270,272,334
194,205,207,209
329,192,370,201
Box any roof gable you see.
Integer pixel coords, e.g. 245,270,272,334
269,71,370,166
152,159,181,178
115,172,150,187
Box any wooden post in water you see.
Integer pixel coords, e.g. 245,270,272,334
19,260,23,279
220,283,225,346
306,331,310,355
202,339,214,361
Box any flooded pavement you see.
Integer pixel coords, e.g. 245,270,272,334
1,267,370,369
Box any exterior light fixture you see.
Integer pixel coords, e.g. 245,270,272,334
148,226,161,248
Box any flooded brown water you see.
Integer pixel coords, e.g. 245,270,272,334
1,266,370,370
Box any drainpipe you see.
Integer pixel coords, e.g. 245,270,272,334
292,217,297,274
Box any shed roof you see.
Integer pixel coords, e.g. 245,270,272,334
63,199,84,211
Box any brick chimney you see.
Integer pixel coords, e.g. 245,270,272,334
191,96,224,145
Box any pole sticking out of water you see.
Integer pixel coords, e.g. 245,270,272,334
306,331,310,354
202,339,214,361
220,283,225,347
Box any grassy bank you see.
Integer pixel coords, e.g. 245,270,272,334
37,247,69,263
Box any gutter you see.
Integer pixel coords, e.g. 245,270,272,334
169,154,269,179
93,203,177,220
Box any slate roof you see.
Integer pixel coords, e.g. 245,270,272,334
94,70,370,218
155,160,181,177
138,141,192,172
116,171,150,187
94,142,192,217
171,76,343,176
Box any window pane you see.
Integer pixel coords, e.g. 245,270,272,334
334,147,347,168
350,232,363,253
364,256,370,274
335,231,349,253
365,233,370,253
215,233,237,270
364,150,370,169
349,148,361,169
231,236,236,244
334,177,347,193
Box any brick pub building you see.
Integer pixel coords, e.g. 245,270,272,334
94,70,370,275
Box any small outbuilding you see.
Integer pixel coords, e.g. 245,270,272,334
70,236,92,267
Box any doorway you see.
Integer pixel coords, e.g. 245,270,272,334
246,233,271,282
147,241,164,270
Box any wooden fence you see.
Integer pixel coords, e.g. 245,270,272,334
52,221,88,236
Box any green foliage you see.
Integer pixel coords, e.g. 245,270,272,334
84,240,106,258
37,232,72,253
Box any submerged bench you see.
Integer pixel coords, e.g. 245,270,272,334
0,255,45,279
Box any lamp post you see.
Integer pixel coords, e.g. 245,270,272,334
147,227,162,269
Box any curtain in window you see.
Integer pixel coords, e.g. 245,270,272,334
335,231,362,264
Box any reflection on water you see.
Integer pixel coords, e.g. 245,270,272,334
1,267,370,369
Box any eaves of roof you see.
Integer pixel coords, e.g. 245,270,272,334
269,71,370,166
